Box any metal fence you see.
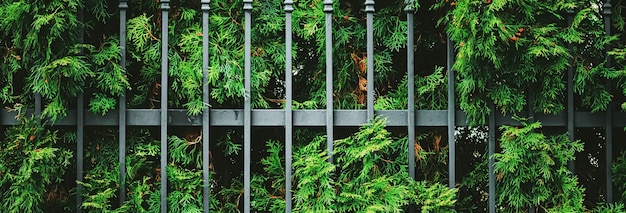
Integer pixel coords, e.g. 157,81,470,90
0,0,622,212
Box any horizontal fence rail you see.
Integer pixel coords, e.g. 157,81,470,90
0,0,621,212
3,109,626,127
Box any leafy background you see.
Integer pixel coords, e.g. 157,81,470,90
1,0,626,212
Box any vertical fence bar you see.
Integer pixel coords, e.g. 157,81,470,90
567,9,576,173
528,94,535,121
365,0,375,120
405,0,415,181
201,0,211,212
324,0,334,163
603,0,613,203
527,52,537,213
160,1,170,212
446,36,455,189
284,0,294,212
118,0,128,205
34,28,42,118
76,8,85,213
405,4,418,211
488,101,496,213
243,0,253,212
76,91,84,213
35,94,41,116
528,88,535,213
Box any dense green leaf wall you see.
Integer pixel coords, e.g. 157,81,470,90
1,0,626,212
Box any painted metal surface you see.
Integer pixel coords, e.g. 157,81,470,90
3,109,626,127
201,0,211,212
567,10,576,173
446,36,456,189
243,0,253,212
324,0,334,164
405,0,416,181
76,9,85,213
160,1,170,212
488,100,496,213
118,0,128,205
284,0,294,212
366,0,375,120
77,92,84,213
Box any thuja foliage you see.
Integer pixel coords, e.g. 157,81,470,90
0,0,130,120
494,118,585,212
2,0,626,212
75,118,456,212
592,203,626,213
613,151,626,204
413,131,449,182
607,0,626,111
292,117,456,212
456,118,588,212
122,0,422,111
374,66,448,110
250,140,287,212
591,151,626,213
0,115,73,213
79,128,225,212
436,0,619,124
79,128,162,212
1,0,448,121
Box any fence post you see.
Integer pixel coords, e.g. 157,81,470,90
76,74,84,213
365,0,375,120
602,0,614,203
118,0,128,206
446,37,456,189
566,9,576,173
404,0,416,181
528,79,535,213
160,1,170,212
35,96,41,117
243,0,253,212
201,0,211,212
488,91,496,213
406,2,416,212
76,8,85,213
324,0,334,163
284,0,294,212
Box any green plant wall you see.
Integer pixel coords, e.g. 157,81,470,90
1,0,626,212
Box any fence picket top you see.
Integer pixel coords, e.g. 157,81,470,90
201,0,210,10
324,0,333,12
365,0,375,12
161,0,170,9
285,0,294,11
404,0,415,11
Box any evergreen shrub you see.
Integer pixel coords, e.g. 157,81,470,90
1,0,626,212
